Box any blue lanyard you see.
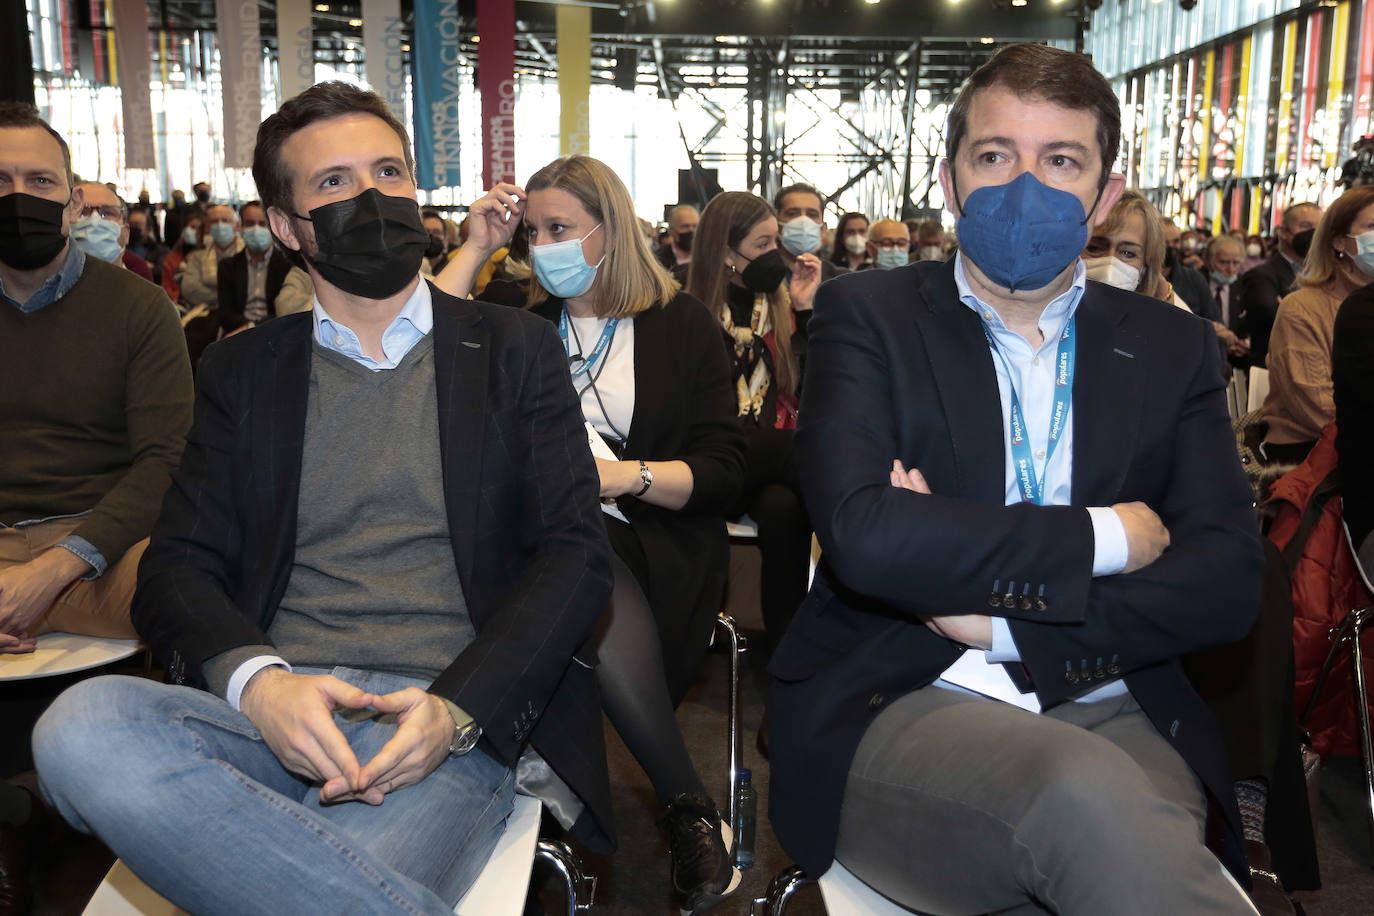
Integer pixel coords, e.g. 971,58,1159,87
559,309,619,380
981,316,1076,506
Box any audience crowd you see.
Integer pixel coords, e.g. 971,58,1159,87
2,39,1372,916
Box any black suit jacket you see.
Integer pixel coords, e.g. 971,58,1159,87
1334,281,1374,549
133,283,617,852
216,248,298,333
1233,251,1299,367
768,259,1264,880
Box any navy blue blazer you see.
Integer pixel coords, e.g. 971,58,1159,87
768,258,1264,881
133,282,617,853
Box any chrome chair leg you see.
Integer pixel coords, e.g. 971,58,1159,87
535,839,595,914
715,612,747,831
1347,607,1374,858
751,864,813,915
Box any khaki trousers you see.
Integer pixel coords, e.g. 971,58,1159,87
0,518,142,639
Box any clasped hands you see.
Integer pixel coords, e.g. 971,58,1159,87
888,459,1171,651
239,667,456,806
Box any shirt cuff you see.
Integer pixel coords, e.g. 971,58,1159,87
984,617,1021,663
56,535,105,579
227,656,292,711
1087,506,1129,577
437,698,475,730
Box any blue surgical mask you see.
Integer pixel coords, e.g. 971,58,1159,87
954,171,1094,292
874,248,908,270
69,214,124,263
209,222,237,247
1210,270,1236,287
1349,230,1374,277
780,216,822,256
243,225,273,253
531,224,604,299
182,226,199,247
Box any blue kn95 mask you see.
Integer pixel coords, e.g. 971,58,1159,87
955,171,1093,292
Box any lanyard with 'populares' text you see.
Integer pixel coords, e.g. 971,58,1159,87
981,316,1076,505
559,308,620,381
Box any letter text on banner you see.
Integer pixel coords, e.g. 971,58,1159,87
478,0,515,188
413,0,463,189
276,0,314,103
362,0,406,121
111,0,155,169
216,0,263,169
556,5,590,157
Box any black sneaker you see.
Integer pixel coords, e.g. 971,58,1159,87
661,793,742,915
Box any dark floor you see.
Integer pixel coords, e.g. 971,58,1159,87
8,548,1374,914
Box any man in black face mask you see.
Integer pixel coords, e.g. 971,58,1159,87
767,44,1270,916
655,203,697,269
33,82,615,915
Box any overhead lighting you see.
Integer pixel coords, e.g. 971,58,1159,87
348,18,362,26
314,3,328,10
980,36,995,44
714,35,729,42
864,0,880,5
472,35,481,42
1011,0,1027,6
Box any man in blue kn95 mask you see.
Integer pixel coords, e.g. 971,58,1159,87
33,81,615,915
767,43,1266,916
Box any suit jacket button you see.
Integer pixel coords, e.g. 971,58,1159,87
1034,598,1047,612
1002,593,1016,609
1064,671,1079,685
868,693,885,710
1018,596,1032,611
1106,663,1122,675
988,593,1002,608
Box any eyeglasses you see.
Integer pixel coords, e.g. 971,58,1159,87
73,204,125,222
871,239,907,250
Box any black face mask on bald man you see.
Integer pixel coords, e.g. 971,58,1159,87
291,188,429,299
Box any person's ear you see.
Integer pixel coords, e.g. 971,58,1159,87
268,206,303,252
938,159,961,218
1091,173,1127,228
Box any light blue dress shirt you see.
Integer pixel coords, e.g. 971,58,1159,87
935,253,1131,704
312,278,432,370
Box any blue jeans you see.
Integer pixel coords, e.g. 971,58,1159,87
33,668,515,916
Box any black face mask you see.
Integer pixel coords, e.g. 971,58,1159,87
0,193,68,271
676,230,694,252
293,188,428,299
195,189,211,203
737,247,789,293
127,226,144,248
424,233,447,262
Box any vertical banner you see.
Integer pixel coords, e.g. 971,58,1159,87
216,0,262,168
478,0,516,188
413,0,463,189
362,0,406,122
276,0,314,103
112,0,155,168
557,5,590,157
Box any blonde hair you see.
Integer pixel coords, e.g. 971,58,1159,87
524,155,678,317
1095,189,1170,301
1297,186,1374,289
685,191,798,398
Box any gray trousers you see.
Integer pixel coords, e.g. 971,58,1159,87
834,687,1257,916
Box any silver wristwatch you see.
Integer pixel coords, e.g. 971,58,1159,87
448,720,482,757
635,459,654,496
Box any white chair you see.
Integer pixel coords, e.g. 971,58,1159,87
0,632,142,682
1247,366,1270,415
83,794,594,915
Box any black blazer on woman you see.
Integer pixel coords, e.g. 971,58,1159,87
528,291,747,701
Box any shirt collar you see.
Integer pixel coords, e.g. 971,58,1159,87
1,243,86,313
312,278,433,364
954,251,1086,335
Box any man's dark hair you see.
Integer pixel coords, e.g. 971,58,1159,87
773,182,827,214
251,81,415,217
0,101,74,189
946,44,1120,188
239,199,264,217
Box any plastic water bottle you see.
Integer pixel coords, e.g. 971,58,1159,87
734,768,757,870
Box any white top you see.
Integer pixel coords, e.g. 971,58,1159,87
566,314,636,443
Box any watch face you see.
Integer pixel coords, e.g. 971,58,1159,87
451,723,481,756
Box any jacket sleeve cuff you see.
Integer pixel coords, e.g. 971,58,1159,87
56,535,105,579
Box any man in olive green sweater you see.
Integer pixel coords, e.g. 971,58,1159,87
0,103,193,654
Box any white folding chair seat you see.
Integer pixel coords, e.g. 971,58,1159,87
0,632,141,682
83,794,593,915
1247,366,1270,415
